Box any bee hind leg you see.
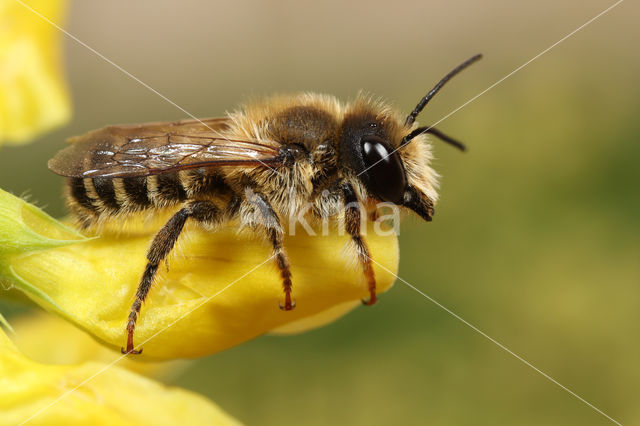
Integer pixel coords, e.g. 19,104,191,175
341,182,377,306
122,200,223,355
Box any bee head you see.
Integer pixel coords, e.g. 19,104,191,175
339,54,482,221
339,108,436,221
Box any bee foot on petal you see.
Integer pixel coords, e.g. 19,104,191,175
361,295,378,306
279,300,296,311
121,346,143,355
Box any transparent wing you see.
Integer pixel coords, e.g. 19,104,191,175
48,117,282,178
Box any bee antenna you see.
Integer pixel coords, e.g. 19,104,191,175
402,126,467,151
404,53,482,128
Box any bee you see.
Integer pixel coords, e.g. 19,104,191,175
49,54,482,354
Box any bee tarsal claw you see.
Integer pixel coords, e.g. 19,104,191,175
279,300,296,311
121,346,143,355
361,295,378,306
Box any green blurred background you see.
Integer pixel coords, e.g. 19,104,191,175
1,0,639,424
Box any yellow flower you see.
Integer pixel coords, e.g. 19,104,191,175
0,327,241,425
0,188,399,360
10,312,189,380
0,0,71,145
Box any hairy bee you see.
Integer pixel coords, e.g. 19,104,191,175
49,54,481,354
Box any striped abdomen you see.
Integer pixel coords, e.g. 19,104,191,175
67,169,231,227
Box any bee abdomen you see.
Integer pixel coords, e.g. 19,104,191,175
66,177,113,228
68,177,96,212
67,176,157,224
93,177,121,211
66,170,232,226
120,176,152,209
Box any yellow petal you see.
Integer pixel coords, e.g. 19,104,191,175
11,312,189,380
0,328,241,425
0,0,72,145
0,189,399,360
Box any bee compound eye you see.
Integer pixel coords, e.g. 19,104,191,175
360,135,407,204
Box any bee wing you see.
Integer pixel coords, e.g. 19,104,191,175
48,117,283,178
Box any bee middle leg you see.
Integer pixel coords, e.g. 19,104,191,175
122,200,223,355
242,188,294,310
341,182,377,306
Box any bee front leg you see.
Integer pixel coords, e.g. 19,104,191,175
242,188,294,310
123,200,223,355
341,182,377,306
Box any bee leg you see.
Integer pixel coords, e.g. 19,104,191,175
122,200,222,355
273,226,295,311
341,182,377,306
243,188,294,310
